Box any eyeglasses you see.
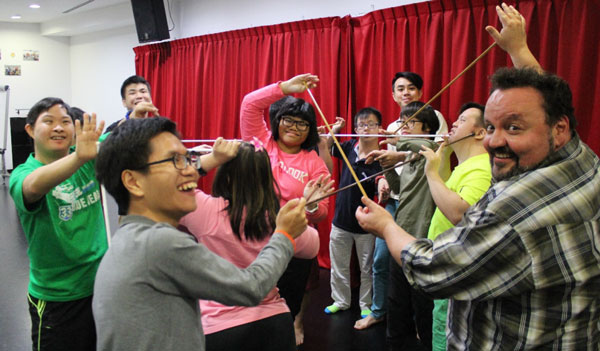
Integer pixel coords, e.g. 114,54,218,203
356,122,380,130
398,119,422,128
134,153,198,170
280,116,310,132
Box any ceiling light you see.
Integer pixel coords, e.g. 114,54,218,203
29,4,41,9
11,15,22,19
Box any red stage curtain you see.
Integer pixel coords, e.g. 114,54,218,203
135,0,600,268
134,17,351,268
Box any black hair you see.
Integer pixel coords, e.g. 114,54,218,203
120,75,151,99
26,97,71,126
96,117,179,215
401,101,439,136
490,67,577,133
68,107,86,125
354,106,382,125
212,142,281,242
269,96,320,150
458,102,485,127
392,72,424,91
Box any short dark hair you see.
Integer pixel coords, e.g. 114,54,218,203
212,142,280,242
459,102,485,127
120,75,151,99
68,107,86,125
401,101,439,136
269,96,320,150
354,106,382,125
26,97,71,126
392,72,423,91
96,117,178,215
490,67,577,132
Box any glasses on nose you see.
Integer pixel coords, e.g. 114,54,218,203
356,122,380,130
134,153,198,170
398,119,422,129
280,116,310,132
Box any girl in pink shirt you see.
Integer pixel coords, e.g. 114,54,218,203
240,73,334,344
180,143,320,351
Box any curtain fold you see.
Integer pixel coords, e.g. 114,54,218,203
135,0,600,268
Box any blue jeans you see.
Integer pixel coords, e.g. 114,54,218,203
369,199,397,319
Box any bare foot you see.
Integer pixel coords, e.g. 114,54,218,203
354,314,383,330
294,315,304,345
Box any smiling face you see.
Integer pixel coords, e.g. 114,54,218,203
132,132,199,225
276,115,310,153
392,77,423,107
483,87,558,181
448,107,483,143
25,104,74,163
122,82,152,110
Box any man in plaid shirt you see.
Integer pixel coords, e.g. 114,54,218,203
357,64,599,350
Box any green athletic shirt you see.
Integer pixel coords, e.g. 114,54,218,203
426,152,491,351
9,151,108,301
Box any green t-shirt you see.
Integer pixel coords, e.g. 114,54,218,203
9,152,108,301
426,152,491,351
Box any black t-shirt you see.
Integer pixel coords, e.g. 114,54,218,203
332,139,381,233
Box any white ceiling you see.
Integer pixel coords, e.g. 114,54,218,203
0,0,135,36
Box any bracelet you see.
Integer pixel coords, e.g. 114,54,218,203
275,230,296,252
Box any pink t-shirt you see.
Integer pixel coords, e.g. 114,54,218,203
179,191,319,334
240,82,331,224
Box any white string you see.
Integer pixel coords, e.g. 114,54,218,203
181,134,447,143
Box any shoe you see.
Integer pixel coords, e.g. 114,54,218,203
324,304,341,314
360,309,371,318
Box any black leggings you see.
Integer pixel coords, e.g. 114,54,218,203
205,312,295,351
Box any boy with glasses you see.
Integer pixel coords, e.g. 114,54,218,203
321,107,382,319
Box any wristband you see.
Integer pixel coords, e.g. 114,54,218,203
275,230,296,252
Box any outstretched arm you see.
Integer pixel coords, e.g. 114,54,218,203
486,3,542,71
22,113,104,204
198,137,240,172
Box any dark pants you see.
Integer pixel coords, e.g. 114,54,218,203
28,294,96,351
386,260,433,351
277,257,314,317
205,312,295,351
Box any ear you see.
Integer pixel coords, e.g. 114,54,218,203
415,90,423,100
473,127,486,141
121,170,145,198
24,123,34,139
551,115,570,149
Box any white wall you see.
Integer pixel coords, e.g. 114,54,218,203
0,22,70,170
70,25,140,127
177,0,427,36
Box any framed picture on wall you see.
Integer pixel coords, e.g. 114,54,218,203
23,50,39,61
5,65,21,76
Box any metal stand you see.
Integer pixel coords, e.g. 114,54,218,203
1,85,10,185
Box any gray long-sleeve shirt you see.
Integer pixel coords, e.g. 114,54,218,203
92,215,294,351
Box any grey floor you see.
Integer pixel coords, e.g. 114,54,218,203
0,180,385,351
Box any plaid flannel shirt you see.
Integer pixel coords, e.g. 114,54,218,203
402,135,600,350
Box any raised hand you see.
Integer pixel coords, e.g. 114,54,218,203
279,73,319,95
75,113,105,162
211,137,241,165
130,101,159,118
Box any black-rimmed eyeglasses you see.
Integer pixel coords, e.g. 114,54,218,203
133,153,198,170
280,116,310,132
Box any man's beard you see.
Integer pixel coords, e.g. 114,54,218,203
489,133,555,182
